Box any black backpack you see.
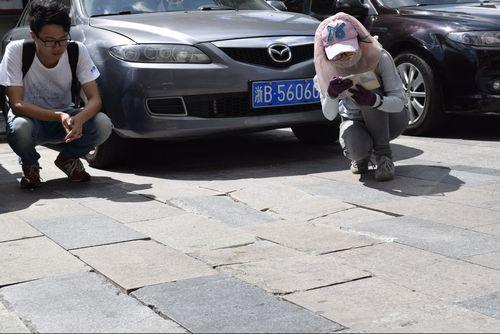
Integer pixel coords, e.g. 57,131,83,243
1,40,81,121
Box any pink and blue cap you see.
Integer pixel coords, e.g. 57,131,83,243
321,19,359,60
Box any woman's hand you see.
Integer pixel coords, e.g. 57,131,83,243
327,76,353,98
349,84,377,106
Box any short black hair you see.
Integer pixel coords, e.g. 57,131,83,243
29,0,71,35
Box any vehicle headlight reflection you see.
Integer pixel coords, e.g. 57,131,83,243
109,44,211,63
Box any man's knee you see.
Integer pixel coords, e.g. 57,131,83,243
7,117,35,147
87,113,113,145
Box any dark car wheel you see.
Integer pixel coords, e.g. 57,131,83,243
292,122,340,145
395,52,445,135
85,132,126,169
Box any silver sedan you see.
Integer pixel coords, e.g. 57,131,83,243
2,0,338,167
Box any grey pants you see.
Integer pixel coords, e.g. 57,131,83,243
339,107,409,162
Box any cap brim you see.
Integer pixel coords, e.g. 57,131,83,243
325,38,359,60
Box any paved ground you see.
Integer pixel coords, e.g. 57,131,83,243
0,124,500,333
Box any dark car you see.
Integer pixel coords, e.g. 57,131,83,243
288,0,500,135
2,0,339,168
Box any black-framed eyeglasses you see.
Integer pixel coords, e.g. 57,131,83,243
36,34,72,48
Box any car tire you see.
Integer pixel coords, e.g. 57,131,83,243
85,131,126,169
291,122,340,145
395,52,445,135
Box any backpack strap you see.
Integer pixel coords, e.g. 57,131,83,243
66,42,82,108
22,40,37,78
1,41,36,122
1,85,7,122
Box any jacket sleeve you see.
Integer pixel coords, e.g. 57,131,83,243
375,50,405,113
313,75,339,121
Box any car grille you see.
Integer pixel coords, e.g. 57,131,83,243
183,93,320,118
219,44,314,68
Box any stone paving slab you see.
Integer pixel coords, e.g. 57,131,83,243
423,186,500,212
132,274,344,333
72,240,215,291
392,138,498,168
13,198,95,222
170,195,275,227
226,182,308,211
245,221,378,255
77,195,186,224
189,240,302,267
451,164,500,178
0,213,41,243
464,252,500,270
0,237,88,287
286,276,500,333
220,253,371,294
345,215,500,258
370,197,500,229
267,196,354,222
473,223,500,237
198,179,251,194
330,243,500,303
0,272,185,333
458,292,500,321
27,213,148,250
395,162,500,187
128,214,256,253
308,207,395,227
0,301,29,333
295,178,397,205
122,181,222,203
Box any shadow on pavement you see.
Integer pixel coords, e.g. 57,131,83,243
107,130,425,181
360,164,464,197
0,163,156,215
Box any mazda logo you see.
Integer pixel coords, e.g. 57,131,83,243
268,44,292,64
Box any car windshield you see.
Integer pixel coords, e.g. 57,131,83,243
82,0,273,16
379,0,491,9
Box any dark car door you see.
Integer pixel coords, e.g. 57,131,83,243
300,0,388,39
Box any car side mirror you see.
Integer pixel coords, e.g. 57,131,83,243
266,0,288,11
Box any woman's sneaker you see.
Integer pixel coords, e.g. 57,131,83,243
350,159,369,174
375,155,395,181
20,164,42,189
54,154,91,182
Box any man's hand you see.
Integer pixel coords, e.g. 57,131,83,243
349,84,377,106
327,76,353,98
60,112,84,143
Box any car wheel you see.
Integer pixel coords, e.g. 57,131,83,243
85,132,126,169
395,52,444,135
291,123,340,145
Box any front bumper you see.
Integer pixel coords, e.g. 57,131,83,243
442,42,500,114
98,40,326,139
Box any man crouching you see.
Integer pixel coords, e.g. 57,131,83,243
0,0,112,188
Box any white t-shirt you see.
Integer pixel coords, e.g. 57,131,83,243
0,40,100,110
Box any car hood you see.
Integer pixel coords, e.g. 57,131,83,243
399,2,500,29
90,10,319,44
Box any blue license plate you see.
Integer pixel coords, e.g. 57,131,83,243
251,78,320,109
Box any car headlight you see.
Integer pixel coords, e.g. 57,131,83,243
109,44,211,63
447,31,500,47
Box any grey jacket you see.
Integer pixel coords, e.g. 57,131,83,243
314,49,406,121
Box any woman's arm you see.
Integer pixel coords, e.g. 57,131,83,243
375,50,405,113
314,75,339,121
